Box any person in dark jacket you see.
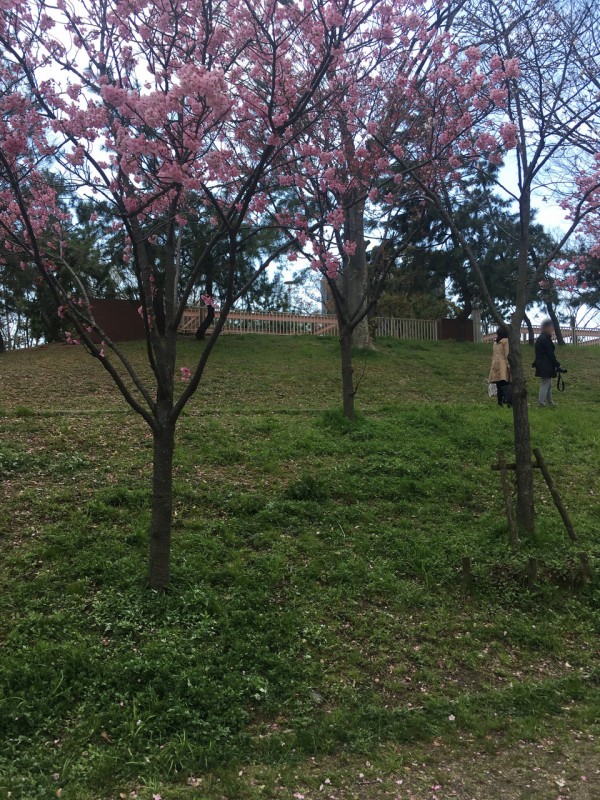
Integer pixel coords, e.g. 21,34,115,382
533,319,560,407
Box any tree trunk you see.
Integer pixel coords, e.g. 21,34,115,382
508,332,535,535
340,329,356,421
41,309,60,342
153,286,166,337
546,301,565,345
455,295,473,323
453,271,473,323
195,305,215,340
344,199,371,349
523,312,535,345
148,418,176,590
0,324,5,354
510,173,536,535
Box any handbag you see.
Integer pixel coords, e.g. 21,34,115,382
488,382,497,398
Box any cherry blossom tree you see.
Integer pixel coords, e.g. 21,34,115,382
265,3,514,419
0,0,403,588
547,248,600,328
388,0,600,534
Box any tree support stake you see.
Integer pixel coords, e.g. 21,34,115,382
532,448,577,543
496,450,519,550
491,447,578,544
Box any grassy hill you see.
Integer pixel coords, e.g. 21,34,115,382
0,336,599,800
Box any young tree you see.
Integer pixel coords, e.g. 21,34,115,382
390,0,600,533
384,171,558,327
0,0,395,588
263,1,511,419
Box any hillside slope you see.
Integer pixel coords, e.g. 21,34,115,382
0,336,599,800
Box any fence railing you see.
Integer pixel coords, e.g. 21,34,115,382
179,307,439,341
179,308,339,336
375,316,438,340
480,325,600,345
180,308,600,345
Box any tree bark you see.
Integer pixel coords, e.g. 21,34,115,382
344,199,371,349
511,158,535,535
195,305,215,340
41,309,60,342
153,285,166,337
0,324,5,354
456,300,473,323
148,416,176,590
340,329,356,421
523,312,535,345
546,301,565,345
507,331,535,536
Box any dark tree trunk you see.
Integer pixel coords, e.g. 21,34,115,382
41,309,60,342
523,312,535,345
340,329,356,421
153,287,166,337
546,301,565,345
455,295,473,323
344,199,371,349
510,177,536,536
0,324,5,354
368,313,378,343
195,305,215,340
148,416,175,590
453,271,473,323
508,331,535,535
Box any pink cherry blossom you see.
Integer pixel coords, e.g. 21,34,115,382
65,331,80,346
6,0,587,593
499,122,518,150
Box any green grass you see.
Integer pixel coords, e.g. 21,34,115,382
0,335,599,800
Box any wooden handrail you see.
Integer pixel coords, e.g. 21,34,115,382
178,308,439,341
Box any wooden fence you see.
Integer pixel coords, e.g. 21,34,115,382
180,308,600,345
480,324,600,345
179,308,339,336
375,316,438,340
179,307,439,340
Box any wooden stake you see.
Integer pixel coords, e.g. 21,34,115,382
527,556,538,590
491,461,541,471
497,450,519,550
578,552,591,582
462,556,473,590
533,448,577,542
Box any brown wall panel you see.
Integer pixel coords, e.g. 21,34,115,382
90,299,146,342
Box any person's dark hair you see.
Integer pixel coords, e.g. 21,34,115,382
495,326,508,343
541,318,554,332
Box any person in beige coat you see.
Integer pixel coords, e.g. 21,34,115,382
489,327,511,406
